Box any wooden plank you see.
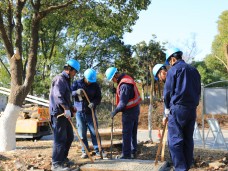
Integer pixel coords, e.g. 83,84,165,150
0,87,49,107
15,119,38,133
0,87,49,103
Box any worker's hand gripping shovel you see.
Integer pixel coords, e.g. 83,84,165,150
57,114,94,163
81,89,103,159
154,119,168,166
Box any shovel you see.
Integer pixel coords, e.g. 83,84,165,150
81,89,103,159
154,119,168,166
57,114,94,163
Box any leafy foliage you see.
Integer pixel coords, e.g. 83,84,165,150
133,36,166,100
0,0,151,99
0,63,10,88
195,10,228,85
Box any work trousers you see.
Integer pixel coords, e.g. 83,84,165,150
51,115,74,165
168,105,196,171
122,105,140,157
76,111,101,153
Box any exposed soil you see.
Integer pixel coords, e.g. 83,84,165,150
1,102,228,171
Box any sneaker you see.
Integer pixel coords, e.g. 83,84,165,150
80,153,88,159
95,152,101,157
95,151,107,158
116,154,131,159
51,164,70,171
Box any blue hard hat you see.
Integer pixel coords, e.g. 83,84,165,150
66,59,80,72
84,68,96,83
105,67,117,81
153,64,166,80
165,48,182,65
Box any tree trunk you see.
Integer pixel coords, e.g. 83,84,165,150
0,104,21,152
141,85,145,101
148,66,154,142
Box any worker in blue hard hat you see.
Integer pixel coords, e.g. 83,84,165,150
71,68,103,159
49,59,80,170
105,67,142,159
152,64,167,83
163,47,201,171
152,63,168,126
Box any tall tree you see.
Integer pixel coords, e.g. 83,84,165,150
211,10,228,73
0,0,151,152
192,10,228,85
133,36,166,141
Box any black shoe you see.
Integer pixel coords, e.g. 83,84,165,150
116,154,131,159
63,158,74,167
51,164,70,171
131,153,137,159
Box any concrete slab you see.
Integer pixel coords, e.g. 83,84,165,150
80,159,167,171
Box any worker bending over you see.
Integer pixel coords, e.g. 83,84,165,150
72,68,103,159
105,67,141,159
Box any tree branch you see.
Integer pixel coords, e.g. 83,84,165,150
225,44,228,73
15,0,27,59
0,11,14,59
0,58,10,76
215,55,228,72
7,0,14,42
38,0,76,19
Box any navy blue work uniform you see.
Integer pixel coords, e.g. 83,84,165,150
113,74,141,158
49,71,74,166
72,78,102,154
164,60,201,171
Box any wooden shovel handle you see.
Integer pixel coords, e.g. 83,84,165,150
81,89,103,159
57,114,94,162
154,120,167,166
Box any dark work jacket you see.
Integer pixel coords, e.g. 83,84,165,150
114,74,136,114
49,71,73,116
164,60,201,110
71,78,102,114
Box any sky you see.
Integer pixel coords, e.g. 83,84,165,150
123,0,228,61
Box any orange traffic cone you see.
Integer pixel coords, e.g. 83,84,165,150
157,129,161,141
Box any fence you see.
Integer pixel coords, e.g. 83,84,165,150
201,80,228,149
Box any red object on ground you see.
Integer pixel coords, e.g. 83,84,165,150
157,129,161,140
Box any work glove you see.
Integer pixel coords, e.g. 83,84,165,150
164,108,170,117
65,110,71,118
88,103,94,109
110,111,117,119
75,88,84,96
72,91,77,96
